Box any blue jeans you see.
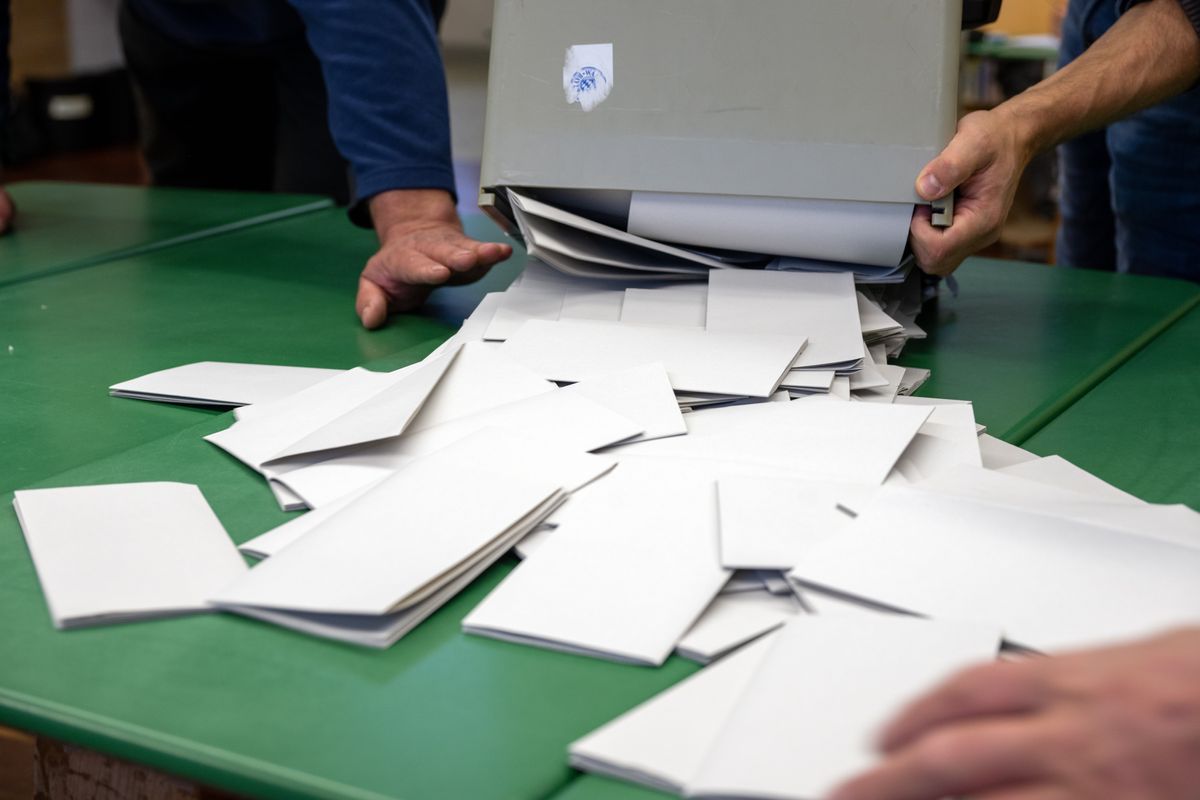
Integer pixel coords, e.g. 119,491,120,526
1056,0,1200,282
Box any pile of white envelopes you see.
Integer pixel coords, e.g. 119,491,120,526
15,262,1200,800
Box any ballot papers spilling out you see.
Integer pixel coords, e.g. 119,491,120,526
109,362,342,408
212,429,608,648
507,189,913,283
570,617,1001,799
13,483,246,628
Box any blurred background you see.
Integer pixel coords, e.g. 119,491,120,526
2,0,1063,261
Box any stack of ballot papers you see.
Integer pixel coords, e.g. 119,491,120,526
507,189,914,283
569,617,1001,799
211,428,611,647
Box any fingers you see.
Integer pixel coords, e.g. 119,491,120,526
355,277,390,330
915,112,995,201
879,659,1047,752
0,188,16,235
829,715,1060,800
909,199,1002,276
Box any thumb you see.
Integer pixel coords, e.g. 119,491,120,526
916,127,990,201
356,276,389,330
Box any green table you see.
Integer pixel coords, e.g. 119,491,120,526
0,181,331,288
898,258,1197,443
2,187,1198,800
1024,303,1200,509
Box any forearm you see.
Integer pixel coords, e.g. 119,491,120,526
1002,0,1200,155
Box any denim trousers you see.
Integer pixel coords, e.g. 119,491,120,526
1056,0,1200,281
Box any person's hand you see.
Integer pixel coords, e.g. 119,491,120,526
0,186,16,235
829,628,1200,800
356,188,512,329
909,108,1035,276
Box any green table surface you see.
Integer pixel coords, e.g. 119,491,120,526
1024,305,1200,510
0,181,331,288
2,189,1198,800
897,259,1199,443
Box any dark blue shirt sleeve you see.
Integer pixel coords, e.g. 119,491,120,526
1117,0,1200,38
285,0,457,228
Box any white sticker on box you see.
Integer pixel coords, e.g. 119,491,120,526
563,43,614,112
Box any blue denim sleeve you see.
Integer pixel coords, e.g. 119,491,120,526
1115,0,1200,38
285,0,457,228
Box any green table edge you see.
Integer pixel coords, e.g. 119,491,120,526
1002,291,1200,445
0,193,334,291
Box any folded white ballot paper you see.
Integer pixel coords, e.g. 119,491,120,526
560,362,687,443
13,482,247,628
110,362,342,407
463,459,732,666
212,429,579,646
627,191,913,268
500,319,803,398
705,270,863,370
270,382,639,509
206,348,459,469
791,487,1200,652
241,435,616,560
570,616,1001,799
675,589,802,664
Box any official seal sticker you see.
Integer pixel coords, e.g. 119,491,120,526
563,43,613,112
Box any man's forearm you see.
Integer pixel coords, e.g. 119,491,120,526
1002,0,1200,156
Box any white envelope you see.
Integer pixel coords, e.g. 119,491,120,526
272,387,636,509
110,362,342,407
706,270,863,370
792,487,1200,652
563,362,687,443
212,429,568,620
463,459,732,666
998,455,1142,503
717,476,876,570
611,400,931,486
13,482,246,628
206,347,458,468
688,617,1001,800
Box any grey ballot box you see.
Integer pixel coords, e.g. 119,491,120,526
480,0,963,231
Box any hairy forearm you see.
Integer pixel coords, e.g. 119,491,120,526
1002,0,1200,156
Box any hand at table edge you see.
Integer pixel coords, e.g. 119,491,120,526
356,188,513,329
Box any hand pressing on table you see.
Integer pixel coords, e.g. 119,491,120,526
356,188,512,329
829,628,1200,800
